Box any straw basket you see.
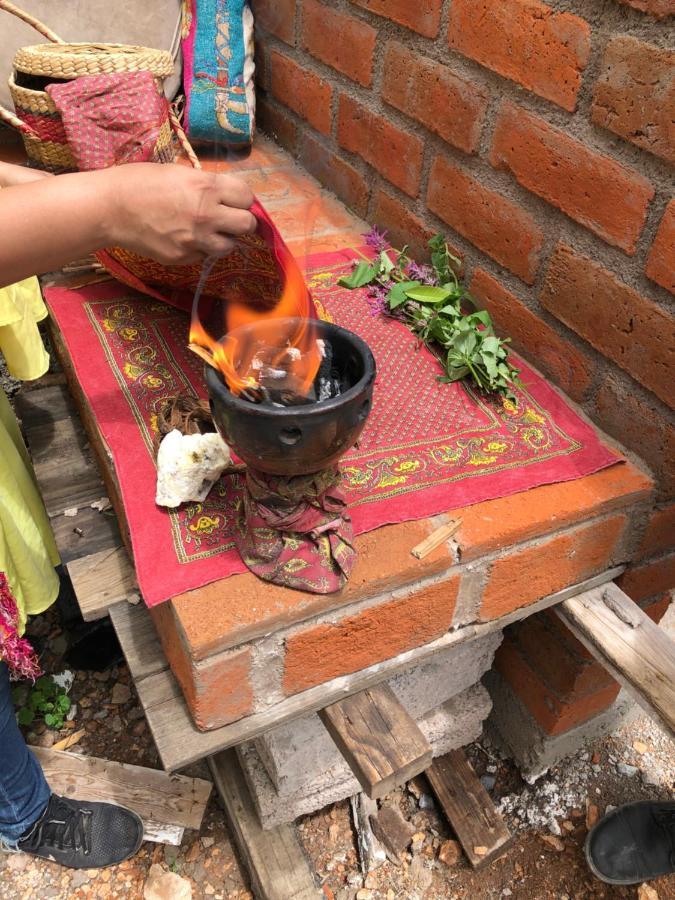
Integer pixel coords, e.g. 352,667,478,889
0,0,181,172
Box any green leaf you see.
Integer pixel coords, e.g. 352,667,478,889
378,250,394,275
56,695,71,713
481,335,501,355
17,708,35,726
404,285,452,304
338,262,377,289
438,303,460,317
441,366,470,382
466,310,492,329
44,713,61,729
388,280,420,309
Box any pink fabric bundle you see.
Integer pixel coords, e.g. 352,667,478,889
0,574,41,682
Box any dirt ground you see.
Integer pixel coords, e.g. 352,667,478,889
1,601,673,900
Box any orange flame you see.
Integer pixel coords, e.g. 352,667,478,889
189,241,320,399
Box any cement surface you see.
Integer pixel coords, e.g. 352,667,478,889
241,683,492,829
255,632,501,795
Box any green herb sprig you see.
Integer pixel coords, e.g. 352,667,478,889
13,675,72,730
338,231,521,400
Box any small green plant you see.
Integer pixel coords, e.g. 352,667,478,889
338,229,522,400
13,675,71,730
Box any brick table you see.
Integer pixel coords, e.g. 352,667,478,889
32,137,663,777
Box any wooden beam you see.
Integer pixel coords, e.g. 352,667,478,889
67,547,138,622
557,583,675,739
32,747,212,843
319,685,432,799
130,568,623,771
208,749,321,900
109,601,169,680
426,749,511,868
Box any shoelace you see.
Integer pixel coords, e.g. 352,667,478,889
31,798,93,856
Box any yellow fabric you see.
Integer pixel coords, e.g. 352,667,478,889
0,279,60,636
0,277,51,381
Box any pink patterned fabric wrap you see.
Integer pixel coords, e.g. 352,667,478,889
234,468,356,593
46,72,174,169
0,574,41,682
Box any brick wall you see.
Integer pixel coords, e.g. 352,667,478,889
252,0,674,614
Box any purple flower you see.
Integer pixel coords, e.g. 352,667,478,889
407,261,436,285
366,285,388,317
363,225,389,253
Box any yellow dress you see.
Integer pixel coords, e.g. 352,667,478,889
0,277,60,636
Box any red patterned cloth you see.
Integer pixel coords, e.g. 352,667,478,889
0,574,41,682
44,248,620,606
235,468,355,593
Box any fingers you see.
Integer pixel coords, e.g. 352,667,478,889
213,205,257,237
213,173,255,209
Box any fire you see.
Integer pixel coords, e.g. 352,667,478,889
189,237,321,399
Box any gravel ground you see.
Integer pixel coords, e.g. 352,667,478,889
0,601,672,900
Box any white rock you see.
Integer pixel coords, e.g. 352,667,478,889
143,864,192,900
155,430,231,508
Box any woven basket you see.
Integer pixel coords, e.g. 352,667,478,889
0,0,179,172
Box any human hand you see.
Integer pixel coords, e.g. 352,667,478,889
104,163,257,265
0,161,53,188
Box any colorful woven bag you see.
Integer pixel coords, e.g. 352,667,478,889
181,0,255,147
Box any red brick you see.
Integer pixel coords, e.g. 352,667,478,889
495,639,621,735
541,245,675,410
592,37,675,165
646,201,675,295
491,102,653,254
594,379,674,501
470,268,594,401
337,95,424,197
270,51,333,135
282,575,461,694
299,132,369,217
302,0,377,86
170,519,455,661
383,42,488,154
349,0,443,37
253,0,296,44
639,504,675,559
448,0,590,112
642,593,672,624
449,462,652,563
150,604,254,731
508,619,616,698
615,0,675,16
372,189,462,264
617,553,675,602
256,96,298,154
480,515,627,621
427,156,543,283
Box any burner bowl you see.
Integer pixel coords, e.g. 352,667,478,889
205,318,376,476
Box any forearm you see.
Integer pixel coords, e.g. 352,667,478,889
0,169,114,287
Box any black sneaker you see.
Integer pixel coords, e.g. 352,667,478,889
18,793,144,869
585,800,675,885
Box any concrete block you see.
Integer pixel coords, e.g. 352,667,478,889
485,670,637,782
241,683,492,829
255,632,501,794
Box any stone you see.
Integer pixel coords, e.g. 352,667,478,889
586,803,599,830
641,768,660,786
633,740,648,754
111,683,132,705
241,685,491,828
617,763,638,777
143,864,192,900
418,793,434,810
541,834,564,851
480,774,496,791
637,885,659,900
155,430,231,508
438,839,461,867
256,636,499,793
201,837,215,849
6,853,30,872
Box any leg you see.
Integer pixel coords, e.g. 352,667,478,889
0,663,50,847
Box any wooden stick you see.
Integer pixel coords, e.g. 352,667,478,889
188,342,220,370
411,518,462,559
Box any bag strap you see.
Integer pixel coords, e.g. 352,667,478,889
0,0,64,43
169,108,201,170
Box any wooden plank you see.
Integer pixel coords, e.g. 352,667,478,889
13,383,73,431
109,601,169,681
50,505,122,564
134,568,624,771
31,747,212,834
208,749,321,900
426,749,512,868
25,416,105,517
558,583,675,738
67,547,138,622
319,685,432,799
